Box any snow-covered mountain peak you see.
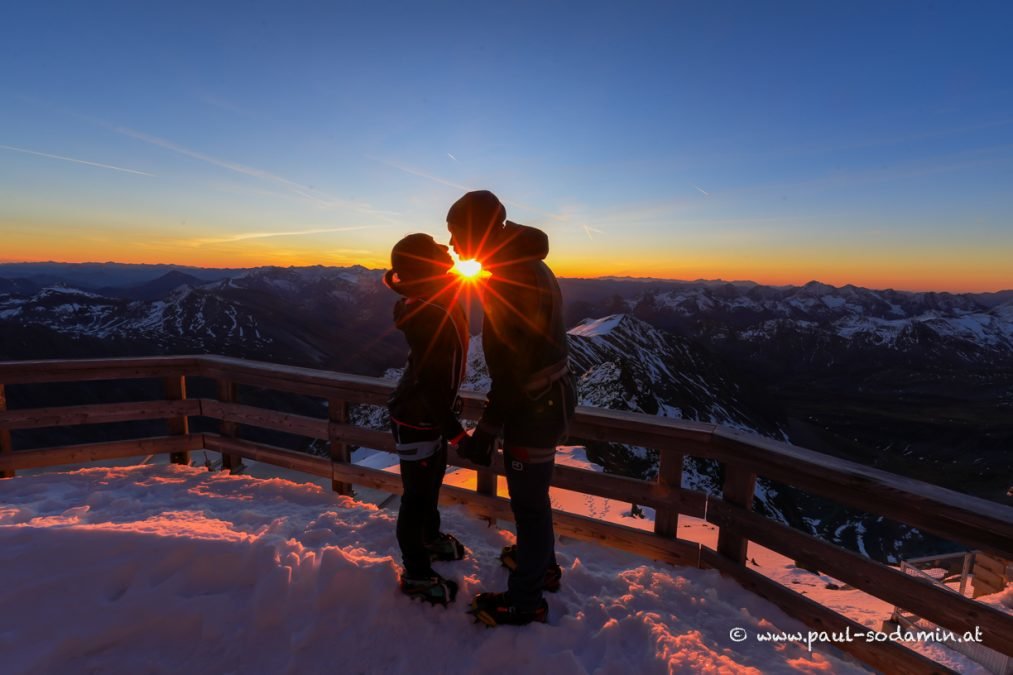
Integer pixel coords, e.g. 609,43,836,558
567,313,782,437
636,281,1013,359
568,314,627,338
36,286,104,300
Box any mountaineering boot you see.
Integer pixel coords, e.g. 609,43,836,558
424,532,466,561
499,545,562,592
400,570,459,606
468,592,548,627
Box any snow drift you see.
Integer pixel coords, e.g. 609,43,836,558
0,464,865,674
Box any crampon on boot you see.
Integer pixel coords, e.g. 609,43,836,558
468,592,548,627
499,545,562,593
400,571,459,606
424,532,466,562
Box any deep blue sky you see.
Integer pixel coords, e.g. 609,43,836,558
2,1,1011,290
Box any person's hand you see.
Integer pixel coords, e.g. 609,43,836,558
456,427,496,467
444,416,465,445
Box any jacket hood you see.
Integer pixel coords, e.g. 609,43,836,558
490,221,549,265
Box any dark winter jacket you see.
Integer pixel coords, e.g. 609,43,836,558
478,221,569,434
386,280,469,441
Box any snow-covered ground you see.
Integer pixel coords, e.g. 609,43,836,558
0,450,1002,674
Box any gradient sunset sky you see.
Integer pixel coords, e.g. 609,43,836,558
2,2,1011,292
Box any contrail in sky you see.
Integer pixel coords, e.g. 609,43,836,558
693,184,711,196
371,157,471,191
114,126,368,210
193,226,376,245
0,143,154,176
447,153,458,161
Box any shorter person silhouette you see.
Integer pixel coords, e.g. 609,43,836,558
383,233,470,605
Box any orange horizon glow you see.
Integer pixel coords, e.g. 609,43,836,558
3,225,1011,294
2,251,1011,294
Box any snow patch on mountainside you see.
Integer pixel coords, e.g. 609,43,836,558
645,283,1013,356
567,314,625,338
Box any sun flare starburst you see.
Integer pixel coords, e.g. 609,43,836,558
451,258,489,280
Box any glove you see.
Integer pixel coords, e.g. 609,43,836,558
443,415,466,445
455,427,497,467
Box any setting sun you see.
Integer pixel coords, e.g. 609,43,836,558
451,259,489,280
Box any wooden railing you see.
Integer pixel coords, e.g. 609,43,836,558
1,355,1011,675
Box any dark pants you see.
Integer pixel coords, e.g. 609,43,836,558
504,451,556,610
502,375,576,610
392,423,447,577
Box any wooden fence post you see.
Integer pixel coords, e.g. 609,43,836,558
654,450,683,538
716,465,756,565
328,398,352,495
0,384,13,478
164,375,189,465
217,379,243,473
476,469,497,498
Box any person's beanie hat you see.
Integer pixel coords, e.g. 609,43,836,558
388,233,452,283
446,190,506,234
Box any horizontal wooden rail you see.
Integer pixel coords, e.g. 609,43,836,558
706,499,1013,654
200,434,705,570
441,483,704,570
568,407,716,454
552,464,708,521
196,402,708,521
0,356,198,385
711,427,1013,562
0,400,201,430
200,400,329,439
197,357,719,452
198,356,393,405
202,434,331,478
189,357,1013,559
0,435,204,471
4,355,1008,559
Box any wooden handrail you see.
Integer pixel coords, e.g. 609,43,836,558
0,435,203,471
2,353,1008,556
0,356,198,384
0,400,201,429
1,355,1011,673
711,427,1013,562
706,498,1013,654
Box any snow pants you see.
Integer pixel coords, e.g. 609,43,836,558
502,374,576,610
392,422,447,577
